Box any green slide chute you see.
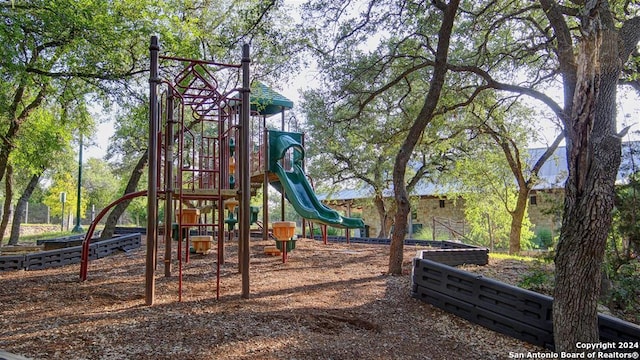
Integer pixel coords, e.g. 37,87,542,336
268,130,364,229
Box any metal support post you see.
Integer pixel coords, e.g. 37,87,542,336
146,35,160,305
164,94,174,277
240,44,251,298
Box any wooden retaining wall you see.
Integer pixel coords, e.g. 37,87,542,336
0,233,141,271
412,257,640,350
314,236,489,266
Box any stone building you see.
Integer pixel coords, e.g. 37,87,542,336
320,143,637,240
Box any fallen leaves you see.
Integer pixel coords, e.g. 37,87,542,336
1,238,544,359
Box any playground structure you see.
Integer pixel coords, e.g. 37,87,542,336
79,36,364,305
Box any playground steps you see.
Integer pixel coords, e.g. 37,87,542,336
191,236,213,254
250,171,279,184
263,245,280,256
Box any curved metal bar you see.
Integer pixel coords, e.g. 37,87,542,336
79,190,149,281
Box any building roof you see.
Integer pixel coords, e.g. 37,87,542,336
319,143,638,201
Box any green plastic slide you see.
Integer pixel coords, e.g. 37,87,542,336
268,130,364,229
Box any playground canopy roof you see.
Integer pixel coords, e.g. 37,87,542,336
251,81,294,116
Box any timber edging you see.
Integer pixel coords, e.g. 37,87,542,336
411,257,640,351
313,235,490,266
0,233,141,271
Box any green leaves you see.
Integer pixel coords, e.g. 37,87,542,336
11,106,73,174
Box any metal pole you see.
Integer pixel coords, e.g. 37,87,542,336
263,125,269,241
280,110,285,221
346,201,351,243
146,35,160,305
164,94,174,277
432,217,436,242
72,134,83,233
60,192,66,231
240,44,251,298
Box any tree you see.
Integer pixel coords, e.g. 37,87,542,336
298,0,639,349
469,98,565,254
100,101,148,239
8,106,74,243
44,170,87,231
386,0,461,274
300,0,476,242
9,173,41,243
532,1,639,350
301,87,411,238
421,0,639,347
0,0,159,186
446,140,536,250
0,165,13,244
82,158,120,221
302,84,468,238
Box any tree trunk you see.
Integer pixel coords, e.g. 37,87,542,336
0,165,14,245
508,188,529,254
100,151,148,240
8,172,42,245
388,0,460,274
374,194,395,238
382,214,394,239
389,193,410,273
0,83,47,185
552,28,622,352
0,122,20,186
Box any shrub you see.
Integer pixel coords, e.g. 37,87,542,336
533,227,554,249
518,261,554,295
606,261,640,322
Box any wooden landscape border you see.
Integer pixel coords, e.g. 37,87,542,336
411,257,640,351
313,235,489,266
0,233,141,271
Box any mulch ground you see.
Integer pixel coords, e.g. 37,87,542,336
0,237,546,359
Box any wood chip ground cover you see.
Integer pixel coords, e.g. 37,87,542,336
1,238,546,359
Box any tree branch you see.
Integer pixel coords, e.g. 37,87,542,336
17,85,48,123
529,132,564,184
431,0,447,11
445,63,567,124
619,16,640,61
24,67,147,81
538,0,577,82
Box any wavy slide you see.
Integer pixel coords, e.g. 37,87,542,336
269,131,364,229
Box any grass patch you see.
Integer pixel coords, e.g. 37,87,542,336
518,265,555,295
3,230,77,245
489,252,537,262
